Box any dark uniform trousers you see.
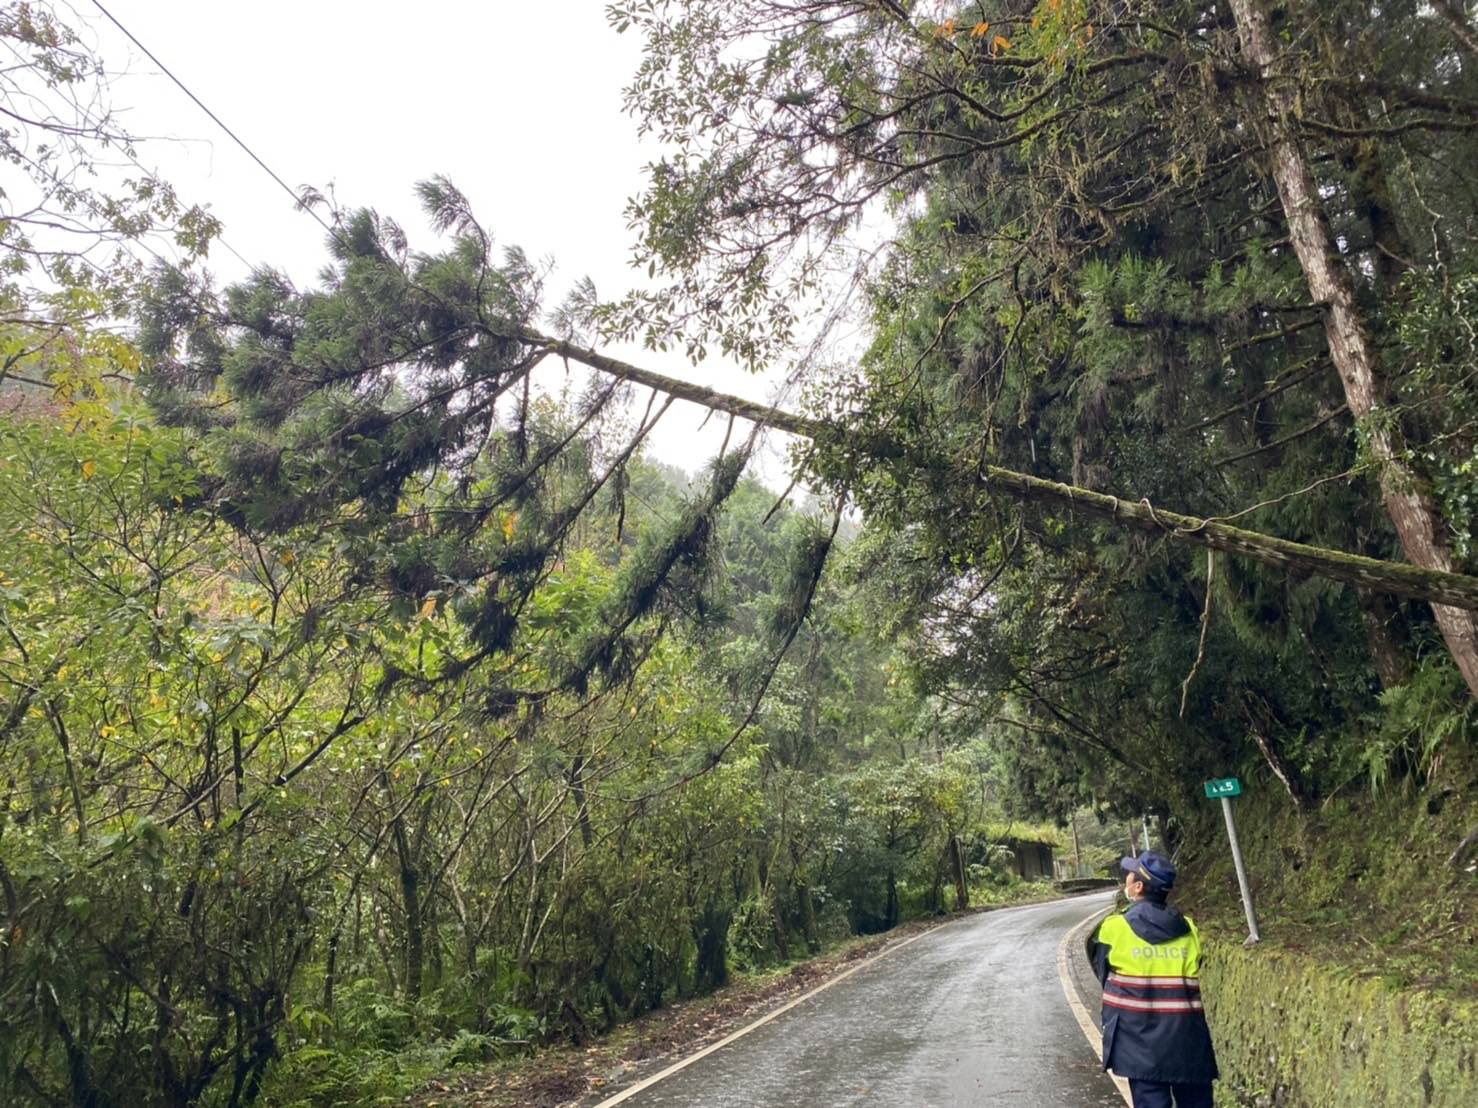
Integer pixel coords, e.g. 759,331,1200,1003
1127,1077,1214,1108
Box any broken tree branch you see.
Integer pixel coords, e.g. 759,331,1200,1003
510,327,1478,613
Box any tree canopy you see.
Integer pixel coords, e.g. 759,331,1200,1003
600,0,1478,811
3,1,1478,1103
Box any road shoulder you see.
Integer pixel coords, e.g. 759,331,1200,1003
1058,900,1132,1105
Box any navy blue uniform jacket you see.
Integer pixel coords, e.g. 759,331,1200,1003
1088,900,1219,1084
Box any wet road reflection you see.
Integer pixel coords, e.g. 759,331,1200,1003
618,892,1123,1107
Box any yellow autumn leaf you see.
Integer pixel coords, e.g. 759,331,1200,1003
81,459,96,479
971,21,990,38
99,724,117,738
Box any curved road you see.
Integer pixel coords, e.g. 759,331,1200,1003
612,891,1123,1107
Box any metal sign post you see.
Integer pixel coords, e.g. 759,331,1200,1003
1205,777,1260,945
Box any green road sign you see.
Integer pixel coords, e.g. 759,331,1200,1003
1204,777,1242,798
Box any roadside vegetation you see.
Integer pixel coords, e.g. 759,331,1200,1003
3,2,1478,1106
0,407,1074,1105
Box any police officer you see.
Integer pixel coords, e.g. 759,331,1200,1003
1087,851,1219,1108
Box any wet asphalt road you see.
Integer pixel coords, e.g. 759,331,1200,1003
619,891,1123,1107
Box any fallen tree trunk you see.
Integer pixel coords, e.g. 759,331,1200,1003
513,327,1478,614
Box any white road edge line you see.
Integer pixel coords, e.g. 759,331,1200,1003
590,916,958,1107
1058,902,1133,1106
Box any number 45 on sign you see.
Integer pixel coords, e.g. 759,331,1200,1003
1203,775,1258,943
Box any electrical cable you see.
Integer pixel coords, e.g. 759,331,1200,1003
89,0,342,245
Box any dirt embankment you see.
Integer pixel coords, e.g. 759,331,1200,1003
1178,766,1478,1106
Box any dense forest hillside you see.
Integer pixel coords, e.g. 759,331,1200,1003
3,1,1478,1105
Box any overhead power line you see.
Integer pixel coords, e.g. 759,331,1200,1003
89,0,341,244
84,0,799,472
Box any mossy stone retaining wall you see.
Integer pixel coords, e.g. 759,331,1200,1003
1202,939,1478,1106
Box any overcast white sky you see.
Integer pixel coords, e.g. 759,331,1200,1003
71,0,812,485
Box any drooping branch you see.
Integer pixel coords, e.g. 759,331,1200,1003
1181,355,1326,433
512,327,1478,613
1180,551,1215,718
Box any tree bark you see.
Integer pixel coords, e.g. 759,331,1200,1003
1432,0,1478,59
1191,0,1478,697
1357,587,1412,689
948,832,969,911
692,902,730,991
1345,140,1418,687
568,753,594,850
795,882,820,953
383,775,425,1001
511,328,1478,615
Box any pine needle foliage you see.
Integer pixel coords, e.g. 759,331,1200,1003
134,187,750,709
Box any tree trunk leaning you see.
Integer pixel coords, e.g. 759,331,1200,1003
1224,0,1478,698
949,832,969,911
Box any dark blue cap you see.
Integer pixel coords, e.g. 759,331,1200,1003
1120,851,1176,890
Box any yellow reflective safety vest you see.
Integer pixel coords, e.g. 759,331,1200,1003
1093,905,1219,1084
